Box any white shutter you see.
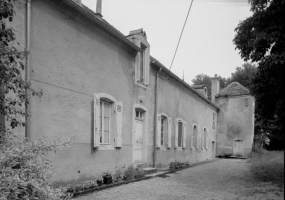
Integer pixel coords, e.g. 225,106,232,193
201,137,204,149
134,39,140,82
191,136,193,148
156,114,161,148
144,48,150,85
94,94,100,147
167,118,172,148
206,136,208,150
115,102,123,147
175,120,178,148
182,122,186,148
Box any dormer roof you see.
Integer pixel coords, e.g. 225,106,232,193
216,82,250,97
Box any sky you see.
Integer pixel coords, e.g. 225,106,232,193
82,0,252,84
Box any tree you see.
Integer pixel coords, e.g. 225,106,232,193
233,0,285,149
191,74,228,100
228,63,257,92
1,1,71,199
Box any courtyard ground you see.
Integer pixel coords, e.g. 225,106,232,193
75,159,284,200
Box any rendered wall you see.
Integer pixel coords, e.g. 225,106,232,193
28,0,138,186
154,70,218,168
215,95,254,157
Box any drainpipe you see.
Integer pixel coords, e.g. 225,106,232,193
153,64,162,167
25,0,31,139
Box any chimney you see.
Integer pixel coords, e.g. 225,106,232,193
96,0,103,17
211,74,220,103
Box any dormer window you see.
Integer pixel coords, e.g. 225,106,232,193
126,29,150,87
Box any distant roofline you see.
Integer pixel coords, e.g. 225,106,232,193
150,56,219,111
62,0,142,53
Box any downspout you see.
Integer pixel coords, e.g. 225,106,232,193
153,64,162,167
25,0,31,139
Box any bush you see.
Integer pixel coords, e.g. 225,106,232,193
249,150,284,185
123,165,136,181
0,135,71,200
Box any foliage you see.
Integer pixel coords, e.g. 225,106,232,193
1,1,71,199
191,74,228,100
134,168,145,178
66,180,98,193
114,165,125,179
123,165,136,181
249,150,284,186
233,0,285,149
0,135,71,200
0,0,42,134
169,161,189,170
228,63,257,92
102,170,113,177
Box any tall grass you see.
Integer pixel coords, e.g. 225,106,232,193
249,148,284,186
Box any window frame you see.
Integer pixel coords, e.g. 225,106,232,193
100,100,112,145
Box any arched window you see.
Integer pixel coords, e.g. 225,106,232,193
94,93,122,148
193,125,198,149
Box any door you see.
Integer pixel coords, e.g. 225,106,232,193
134,120,143,163
233,139,244,156
212,141,215,158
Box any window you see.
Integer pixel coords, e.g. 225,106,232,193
139,44,146,83
175,119,186,149
193,125,198,149
136,110,144,120
94,93,123,148
203,128,207,149
212,112,216,130
160,116,168,146
177,121,183,148
157,114,172,148
100,101,111,144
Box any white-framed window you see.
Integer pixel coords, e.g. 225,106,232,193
136,110,144,120
212,112,216,130
126,30,150,87
94,93,123,148
157,114,172,148
175,119,186,149
193,125,198,149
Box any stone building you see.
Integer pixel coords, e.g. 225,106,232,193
8,0,254,186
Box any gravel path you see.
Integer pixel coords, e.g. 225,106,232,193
75,159,284,200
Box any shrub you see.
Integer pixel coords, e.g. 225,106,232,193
0,135,71,200
123,165,136,181
249,150,284,185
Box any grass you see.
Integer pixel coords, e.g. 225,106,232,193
249,149,284,186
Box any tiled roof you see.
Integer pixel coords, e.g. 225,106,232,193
192,85,206,89
216,82,250,97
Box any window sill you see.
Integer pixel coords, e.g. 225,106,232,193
97,145,115,151
175,147,183,151
159,146,169,151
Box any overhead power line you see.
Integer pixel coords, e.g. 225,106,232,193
169,0,194,71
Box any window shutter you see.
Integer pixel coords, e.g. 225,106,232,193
115,102,123,147
201,137,204,149
206,136,208,150
94,94,100,147
175,120,178,148
191,136,193,148
134,39,140,82
182,122,186,148
156,114,161,148
144,48,150,85
167,118,172,148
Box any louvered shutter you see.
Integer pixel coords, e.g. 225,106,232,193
94,94,100,147
144,48,150,85
182,122,186,148
115,102,123,147
156,114,161,148
167,118,172,148
175,120,178,148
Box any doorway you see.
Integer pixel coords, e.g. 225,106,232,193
233,139,244,157
134,110,144,164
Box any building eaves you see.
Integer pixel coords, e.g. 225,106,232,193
62,0,142,53
150,56,219,111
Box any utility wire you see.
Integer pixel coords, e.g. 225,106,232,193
169,0,194,71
